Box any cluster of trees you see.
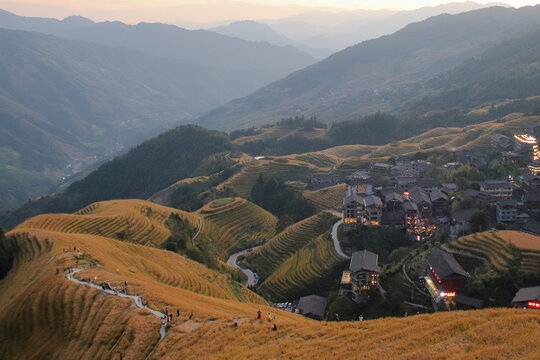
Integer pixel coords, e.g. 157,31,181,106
169,154,240,211
1,125,232,229
274,115,327,130
250,174,316,221
162,213,196,253
340,226,410,262
0,227,19,280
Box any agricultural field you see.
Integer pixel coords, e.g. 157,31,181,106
257,234,346,301
16,199,198,248
3,220,538,360
242,212,337,279
148,175,209,205
197,198,277,259
450,230,540,273
217,159,316,198
303,184,346,211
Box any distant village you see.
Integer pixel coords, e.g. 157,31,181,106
291,124,540,321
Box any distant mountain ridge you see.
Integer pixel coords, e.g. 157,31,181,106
267,1,505,51
210,20,333,59
0,28,261,213
0,9,316,85
197,5,540,131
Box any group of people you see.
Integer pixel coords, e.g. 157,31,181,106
254,309,278,331
162,308,194,325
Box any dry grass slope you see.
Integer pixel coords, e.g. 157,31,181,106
303,184,346,211
243,212,336,279
197,198,277,259
258,234,344,300
451,231,540,273
16,199,198,248
1,215,539,359
217,159,316,198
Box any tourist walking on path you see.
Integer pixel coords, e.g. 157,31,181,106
257,309,262,320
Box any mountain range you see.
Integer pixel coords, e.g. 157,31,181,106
0,9,317,213
197,5,540,131
0,9,315,82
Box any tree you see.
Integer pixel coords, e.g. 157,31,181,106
471,210,490,233
276,215,294,233
326,294,357,321
496,222,507,230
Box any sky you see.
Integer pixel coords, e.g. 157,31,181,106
1,1,539,23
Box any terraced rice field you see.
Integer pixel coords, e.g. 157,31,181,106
198,198,277,258
303,184,346,211
258,234,344,300
218,160,315,198
295,152,340,169
16,199,198,248
2,211,540,359
243,212,336,279
450,231,540,273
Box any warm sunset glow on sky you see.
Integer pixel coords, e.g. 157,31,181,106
0,1,538,23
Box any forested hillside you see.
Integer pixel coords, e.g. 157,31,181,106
0,28,256,213
0,126,231,228
197,5,540,130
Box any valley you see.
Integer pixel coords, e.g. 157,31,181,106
2,3,540,359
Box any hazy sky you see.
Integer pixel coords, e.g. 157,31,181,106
1,1,539,23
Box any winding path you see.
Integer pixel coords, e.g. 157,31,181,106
66,269,167,339
331,219,350,259
191,218,203,244
226,246,261,287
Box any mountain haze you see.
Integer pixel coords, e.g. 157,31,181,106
0,9,316,88
197,6,540,131
268,1,501,51
0,28,252,213
210,20,333,59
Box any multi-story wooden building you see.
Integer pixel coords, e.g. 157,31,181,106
339,250,381,304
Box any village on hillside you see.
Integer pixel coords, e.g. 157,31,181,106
285,124,540,321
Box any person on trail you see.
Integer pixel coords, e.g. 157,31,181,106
271,324,277,331
335,313,340,321
404,312,408,318
358,315,363,322
267,313,272,322
169,314,173,321
257,309,262,320
273,313,276,321
165,308,169,316
189,312,194,320
234,318,238,327
176,309,180,317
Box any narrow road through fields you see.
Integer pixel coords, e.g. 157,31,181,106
67,269,167,339
331,219,350,259
226,246,261,287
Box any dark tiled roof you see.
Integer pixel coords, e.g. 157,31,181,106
497,199,518,207
428,249,469,280
409,189,431,205
403,201,418,211
350,250,381,273
454,294,484,308
512,286,540,303
383,191,404,203
363,195,382,207
297,295,327,319
430,189,449,202
522,219,540,236
524,194,540,202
